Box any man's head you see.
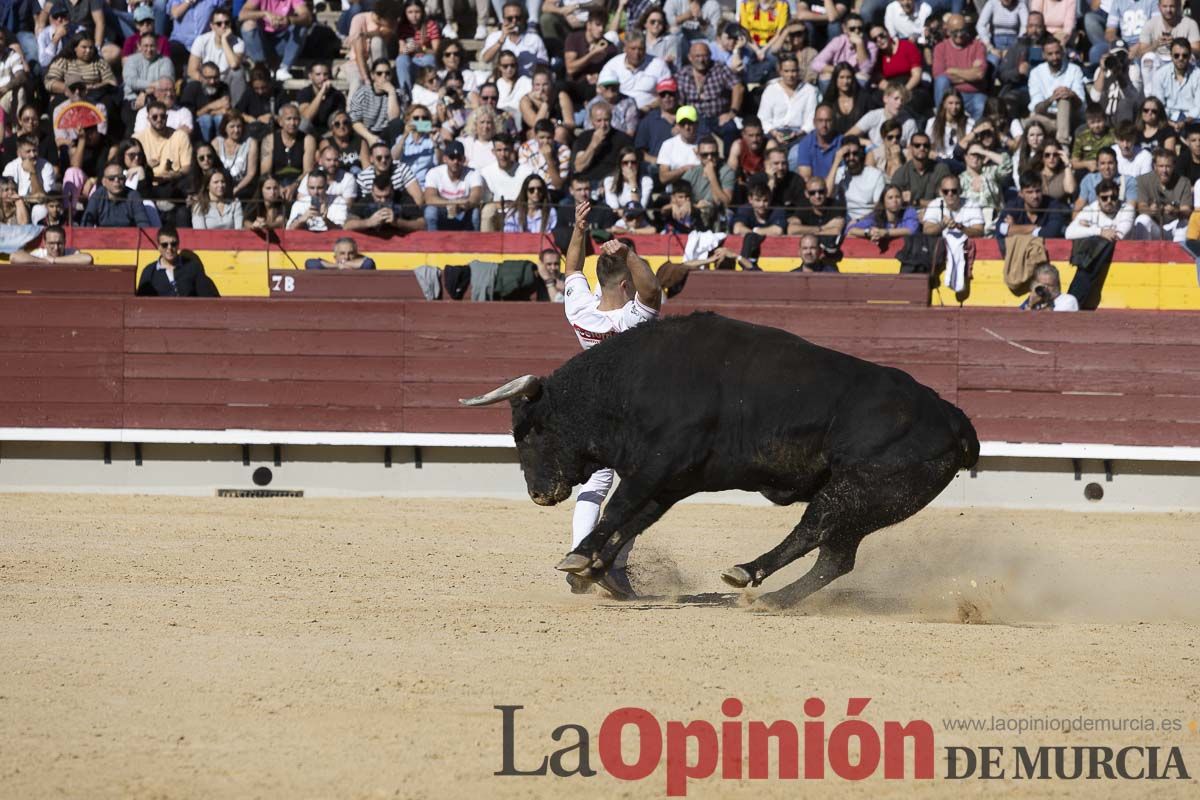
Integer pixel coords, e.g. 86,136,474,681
765,146,788,178
42,225,68,257
333,237,359,263
17,136,37,162
741,119,765,151
278,103,301,134
1096,178,1121,216
1031,262,1062,300
899,0,915,13
697,136,720,166
1114,121,1138,157
493,133,516,169
210,7,233,36
153,78,177,107
748,182,770,213
502,1,525,33
688,40,712,72
443,139,466,176
799,234,821,266
371,174,393,205
624,30,646,67
1160,0,1180,26
200,61,222,93
946,14,971,46
1026,12,1045,40
656,77,678,112
1043,38,1064,71
939,175,962,209
597,76,621,103
370,141,394,172
570,175,590,204
842,135,865,175
671,179,694,205
589,101,612,135
1019,175,1044,211
43,195,64,223
805,176,827,206
138,31,158,60
478,84,499,106
307,169,329,200
370,58,393,88
813,104,834,141
319,145,339,175
1186,123,1200,157
1171,38,1192,73
540,248,561,277
676,105,698,141
596,246,633,299
1097,146,1118,178
586,8,607,40
146,100,169,133
1152,147,1177,184
157,227,180,261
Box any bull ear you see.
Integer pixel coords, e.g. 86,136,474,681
459,375,543,406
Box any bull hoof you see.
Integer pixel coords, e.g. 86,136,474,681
566,573,594,594
596,571,635,600
556,553,592,573
720,566,753,589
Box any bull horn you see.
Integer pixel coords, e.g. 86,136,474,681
459,375,543,406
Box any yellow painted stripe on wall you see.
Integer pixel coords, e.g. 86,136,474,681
90,248,1200,309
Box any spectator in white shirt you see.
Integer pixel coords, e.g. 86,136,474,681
922,174,987,236
1066,177,1135,239
884,0,933,42
757,54,818,144
480,1,549,71
598,30,672,111
478,133,533,230
1023,263,1080,311
287,169,350,231
656,104,701,185
1028,38,1086,145
1149,39,1200,124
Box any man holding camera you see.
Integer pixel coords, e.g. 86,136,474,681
1022,263,1080,311
1132,147,1193,240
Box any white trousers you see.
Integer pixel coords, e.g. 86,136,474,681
571,467,633,571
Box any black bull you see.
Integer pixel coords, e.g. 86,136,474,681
461,312,980,608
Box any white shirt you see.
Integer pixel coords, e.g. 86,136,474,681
598,53,672,109
922,197,986,228
656,134,700,170
1065,200,1135,239
287,196,349,231
1028,60,1086,115
189,31,245,78
479,161,532,202
134,105,195,134
1116,148,1153,179
855,109,918,149
495,75,532,117
296,168,359,203
757,80,818,134
884,0,933,40
563,272,657,350
0,49,25,95
424,164,484,201
460,137,497,170
482,30,549,64
2,157,58,194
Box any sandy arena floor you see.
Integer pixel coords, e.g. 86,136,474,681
1,494,1198,799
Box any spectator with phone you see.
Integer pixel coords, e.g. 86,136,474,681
287,169,349,231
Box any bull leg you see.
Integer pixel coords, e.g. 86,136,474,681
755,537,863,610
556,476,671,574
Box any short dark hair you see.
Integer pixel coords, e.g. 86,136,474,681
1019,172,1042,189
373,174,392,191
671,179,693,197
1085,104,1107,119
158,225,179,242
44,224,66,239
1184,122,1200,139
1097,145,1117,160
1095,178,1119,196
596,250,630,288
493,132,515,148
1152,146,1177,162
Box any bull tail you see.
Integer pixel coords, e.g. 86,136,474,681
944,400,980,470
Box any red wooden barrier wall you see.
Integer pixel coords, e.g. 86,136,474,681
2,297,1199,446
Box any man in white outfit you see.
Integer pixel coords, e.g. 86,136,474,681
561,199,662,597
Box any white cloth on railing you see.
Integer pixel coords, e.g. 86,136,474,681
684,230,726,262
942,228,969,293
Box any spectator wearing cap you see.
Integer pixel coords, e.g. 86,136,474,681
676,40,744,148
122,5,171,61
811,13,878,86
597,29,671,111
423,140,484,231
634,77,679,166
657,105,702,186
611,200,657,234
571,100,635,185
238,0,313,83
586,75,639,137
563,9,618,103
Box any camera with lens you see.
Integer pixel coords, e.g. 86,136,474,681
1103,44,1129,74
1031,284,1055,310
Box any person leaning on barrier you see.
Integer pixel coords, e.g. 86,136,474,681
1021,262,1080,311
136,227,220,297
9,225,94,265
793,233,839,273
304,237,377,270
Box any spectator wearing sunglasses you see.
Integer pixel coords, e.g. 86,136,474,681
888,132,951,208
480,2,548,72
921,175,986,238
349,57,401,146
1067,178,1135,241
136,228,219,297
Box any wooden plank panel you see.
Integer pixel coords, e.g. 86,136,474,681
125,329,405,357
0,297,124,328
404,301,564,334
670,304,960,341
956,308,1200,346
125,353,406,381
403,407,511,434
404,331,577,359
958,390,1200,424
124,404,404,431
973,418,1200,447
403,356,567,383
0,328,124,353
125,298,407,331
0,266,133,295
124,378,403,407
267,270,425,299
0,352,124,378
3,377,121,404
960,365,1200,396
0,402,123,427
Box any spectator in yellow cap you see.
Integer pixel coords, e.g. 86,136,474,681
657,105,701,186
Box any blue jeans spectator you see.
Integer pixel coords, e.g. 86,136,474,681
242,23,310,70
1085,10,1109,65
197,113,224,142
395,52,436,93
934,76,987,119
424,205,480,230
988,32,1018,69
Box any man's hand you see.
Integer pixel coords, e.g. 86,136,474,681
575,198,591,230
1099,227,1119,242
599,238,628,259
